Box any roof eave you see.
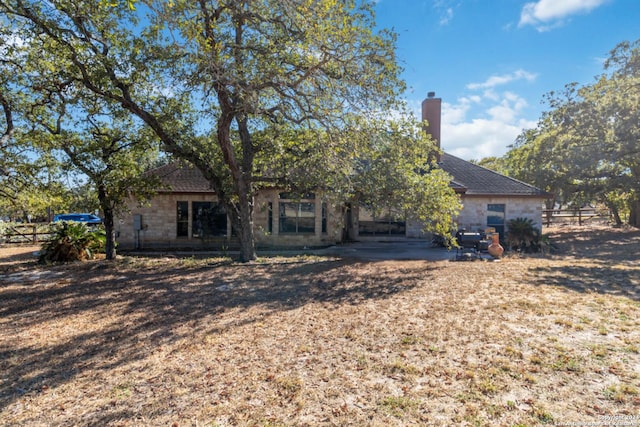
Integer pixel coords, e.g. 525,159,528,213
462,192,552,198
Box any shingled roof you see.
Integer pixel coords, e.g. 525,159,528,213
148,161,213,193
439,153,550,197
149,154,549,198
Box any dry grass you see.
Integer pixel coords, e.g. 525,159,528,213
1,225,639,426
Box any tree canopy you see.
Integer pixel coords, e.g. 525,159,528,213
1,0,460,259
1,21,65,220
1,3,162,257
501,39,640,226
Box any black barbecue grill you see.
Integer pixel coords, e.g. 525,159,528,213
455,230,490,260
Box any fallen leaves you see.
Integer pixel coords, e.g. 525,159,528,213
0,225,639,426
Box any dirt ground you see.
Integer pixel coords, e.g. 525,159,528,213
1,225,639,426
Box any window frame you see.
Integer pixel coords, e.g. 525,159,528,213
358,205,406,236
278,192,316,234
487,203,506,238
176,201,189,237
192,201,227,238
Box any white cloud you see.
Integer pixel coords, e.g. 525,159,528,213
439,91,536,160
439,8,454,25
467,69,537,90
443,120,519,160
519,0,609,31
433,0,456,26
409,69,539,159
441,96,475,123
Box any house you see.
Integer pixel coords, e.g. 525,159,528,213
114,94,550,250
421,92,551,238
115,162,343,250
438,152,550,237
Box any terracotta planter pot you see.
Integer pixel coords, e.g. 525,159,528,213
487,233,504,258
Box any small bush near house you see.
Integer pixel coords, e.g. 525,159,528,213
506,217,546,253
39,222,106,264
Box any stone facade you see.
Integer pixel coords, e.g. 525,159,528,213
116,193,215,250
116,191,546,250
115,148,550,250
455,195,545,235
115,190,344,250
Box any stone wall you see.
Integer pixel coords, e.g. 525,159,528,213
115,190,344,250
455,195,545,234
115,191,547,249
115,193,215,250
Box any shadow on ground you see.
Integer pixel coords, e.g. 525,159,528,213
547,226,640,263
529,226,640,300
529,264,640,300
0,257,440,412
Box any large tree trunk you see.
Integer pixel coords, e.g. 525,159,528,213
216,111,257,262
98,186,116,260
103,210,116,261
236,116,257,263
629,196,640,228
236,196,257,262
224,195,257,262
544,198,555,227
609,203,623,227
604,199,623,227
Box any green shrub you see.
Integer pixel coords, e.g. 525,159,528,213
39,222,106,264
506,217,544,253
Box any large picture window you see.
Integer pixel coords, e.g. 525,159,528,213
192,201,227,237
177,201,189,237
279,192,315,234
487,204,505,238
358,207,406,235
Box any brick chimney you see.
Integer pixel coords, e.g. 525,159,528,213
421,91,441,150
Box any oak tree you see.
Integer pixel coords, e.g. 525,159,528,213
503,39,640,227
2,0,459,259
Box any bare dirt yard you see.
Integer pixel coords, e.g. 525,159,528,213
1,225,639,426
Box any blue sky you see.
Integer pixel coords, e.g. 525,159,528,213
373,0,640,160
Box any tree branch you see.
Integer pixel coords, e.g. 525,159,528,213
0,91,14,146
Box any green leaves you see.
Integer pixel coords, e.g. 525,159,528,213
100,0,137,11
349,114,461,238
0,0,457,261
503,38,640,226
505,217,542,253
39,221,106,264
